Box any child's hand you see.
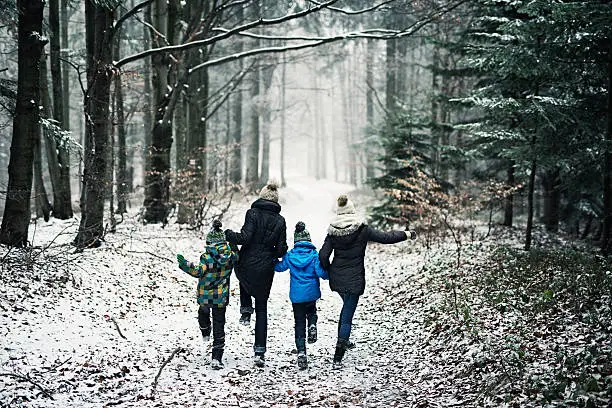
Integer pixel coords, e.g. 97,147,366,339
177,254,187,267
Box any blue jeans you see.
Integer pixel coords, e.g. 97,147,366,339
338,293,359,341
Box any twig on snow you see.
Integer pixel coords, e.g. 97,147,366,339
0,372,54,400
128,250,175,264
151,347,185,394
110,317,127,339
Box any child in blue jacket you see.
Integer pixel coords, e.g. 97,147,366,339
274,221,328,369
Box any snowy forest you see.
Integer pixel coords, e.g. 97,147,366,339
0,0,611,407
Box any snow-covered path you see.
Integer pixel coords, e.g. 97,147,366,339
1,178,428,408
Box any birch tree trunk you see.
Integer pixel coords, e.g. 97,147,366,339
0,0,46,246
229,4,244,186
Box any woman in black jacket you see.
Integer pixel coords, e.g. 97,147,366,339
319,194,416,369
225,182,288,367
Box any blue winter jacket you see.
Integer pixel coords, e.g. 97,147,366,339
274,241,329,303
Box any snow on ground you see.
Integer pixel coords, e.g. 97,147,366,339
0,177,428,408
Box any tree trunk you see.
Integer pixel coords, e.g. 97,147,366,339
34,128,51,222
74,1,113,248
385,35,397,112
61,0,70,131
525,138,537,251
602,41,612,253
260,62,275,185
246,64,260,190
229,5,244,186
40,54,63,217
245,2,261,191
280,54,286,187
143,0,172,223
365,38,375,180
0,0,46,246
542,167,560,232
114,33,128,214
503,162,514,227
49,0,72,219
342,58,356,185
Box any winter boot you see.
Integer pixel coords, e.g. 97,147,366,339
200,326,211,343
332,338,348,370
307,324,317,344
346,340,356,350
239,313,251,326
297,352,308,370
211,348,224,370
253,352,265,367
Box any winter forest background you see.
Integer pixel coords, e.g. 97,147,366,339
0,0,611,407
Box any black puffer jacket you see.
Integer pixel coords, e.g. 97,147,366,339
319,224,406,295
225,199,288,298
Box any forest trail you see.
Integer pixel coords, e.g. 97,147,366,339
1,178,437,408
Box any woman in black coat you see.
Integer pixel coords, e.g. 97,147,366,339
319,194,416,370
225,182,287,367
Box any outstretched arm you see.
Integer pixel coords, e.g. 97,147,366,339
318,236,333,270
366,226,407,244
177,254,208,278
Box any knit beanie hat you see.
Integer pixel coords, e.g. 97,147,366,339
336,194,356,215
294,221,311,243
259,180,279,203
206,219,226,244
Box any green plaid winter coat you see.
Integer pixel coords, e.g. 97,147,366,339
179,243,238,307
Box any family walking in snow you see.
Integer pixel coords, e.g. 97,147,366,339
176,181,416,370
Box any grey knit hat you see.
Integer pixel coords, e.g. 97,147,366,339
336,194,356,215
259,180,279,203
294,221,311,243
206,219,226,244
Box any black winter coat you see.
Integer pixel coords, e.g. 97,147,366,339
319,224,406,295
225,198,288,298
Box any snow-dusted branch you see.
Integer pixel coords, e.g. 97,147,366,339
307,0,395,15
211,26,402,42
113,0,154,34
114,0,340,67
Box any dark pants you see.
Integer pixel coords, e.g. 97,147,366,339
240,282,268,354
239,282,255,315
198,305,226,360
253,296,268,354
292,301,318,352
338,293,359,341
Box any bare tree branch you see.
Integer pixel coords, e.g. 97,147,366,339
114,0,341,67
308,0,395,15
0,373,54,400
113,0,154,34
151,347,184,394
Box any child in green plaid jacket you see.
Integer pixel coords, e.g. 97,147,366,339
177,220,238,369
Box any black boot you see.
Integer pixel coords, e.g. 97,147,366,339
239,313,251,325
333,339,349,370
211,348,224,370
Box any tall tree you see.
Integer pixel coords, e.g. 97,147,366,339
0,0,46,246
49,0,72,219
74,0,114,247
